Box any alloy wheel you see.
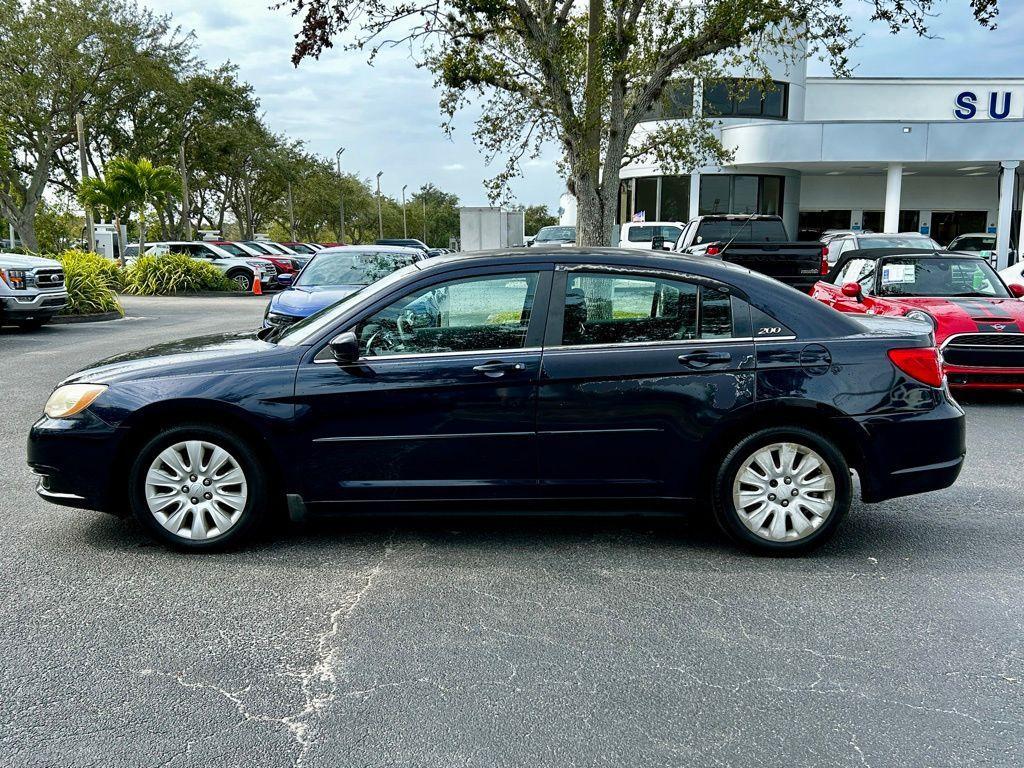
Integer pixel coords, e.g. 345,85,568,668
731,441,836,542
144,440,248,540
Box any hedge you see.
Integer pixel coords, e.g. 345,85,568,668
121,253,236,295
53,250,124,317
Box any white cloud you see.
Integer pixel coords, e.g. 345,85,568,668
442,163,466,171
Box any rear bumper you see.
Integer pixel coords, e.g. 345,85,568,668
844,399,966,503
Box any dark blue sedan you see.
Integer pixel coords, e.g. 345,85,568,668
262,245,424,329
28,249,966,553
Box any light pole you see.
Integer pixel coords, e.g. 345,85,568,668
401,184,408,239
335,147,346,243
422,199,427,244
376,171,384,240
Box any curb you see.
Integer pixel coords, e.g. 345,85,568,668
54,311,124,324
117,291,272,298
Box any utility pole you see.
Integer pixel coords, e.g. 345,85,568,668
401,184,408,238
287,182,296,241
75,113,95,252
335,147,346,243
179,140,192,240
376,171,384,240
242,156,254,240
422,199,427,243
580,0,604,246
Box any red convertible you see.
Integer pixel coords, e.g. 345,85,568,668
811,248,1024,389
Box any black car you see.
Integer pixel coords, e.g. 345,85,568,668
28,249,966,553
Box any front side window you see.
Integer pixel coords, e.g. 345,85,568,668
832,258,873,287
354,272,540,357
560,272,732,346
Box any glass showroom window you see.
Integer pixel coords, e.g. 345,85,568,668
702,79,789,120
617,175,692,224
698,175,785,216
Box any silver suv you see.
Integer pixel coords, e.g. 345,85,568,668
0,253,68,329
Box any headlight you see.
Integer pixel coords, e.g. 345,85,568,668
44,384,108,418
904,310,936,328
265,311,296,327
246,260,268,270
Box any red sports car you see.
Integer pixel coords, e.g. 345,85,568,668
811,249,1024,389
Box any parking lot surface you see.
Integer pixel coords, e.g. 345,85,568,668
1,295,1022,767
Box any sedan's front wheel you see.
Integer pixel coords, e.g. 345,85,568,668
713,427,851,554
128,425,266,550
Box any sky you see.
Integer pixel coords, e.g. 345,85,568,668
153,1,1024,212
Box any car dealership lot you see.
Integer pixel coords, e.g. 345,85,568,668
1,296,1022,767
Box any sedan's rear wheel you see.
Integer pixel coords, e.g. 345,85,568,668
713,427,851,553
129,425,266,550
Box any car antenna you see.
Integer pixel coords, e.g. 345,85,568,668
718,211,759,256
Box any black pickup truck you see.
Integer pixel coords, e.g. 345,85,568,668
675,215,828,292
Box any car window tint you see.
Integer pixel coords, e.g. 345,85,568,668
561,273,733,346
834,258,870,286
627,225,683,242
298,251,417,287
355,272,539,357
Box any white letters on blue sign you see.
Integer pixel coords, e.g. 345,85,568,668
955,90,1013,120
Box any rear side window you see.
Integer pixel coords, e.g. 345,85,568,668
560,272,732,346
627,225,683,242
697,219,788,243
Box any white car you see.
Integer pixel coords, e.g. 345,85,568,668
141,241,276,291
618,221,685,251
998,259,1024,288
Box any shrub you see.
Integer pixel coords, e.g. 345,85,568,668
122,253,235,295
53,250,124,317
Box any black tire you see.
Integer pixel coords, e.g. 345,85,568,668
228,270,253,292
712,426,851,555
128,423,267,551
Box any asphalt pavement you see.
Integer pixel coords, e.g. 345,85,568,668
0,295,1021,767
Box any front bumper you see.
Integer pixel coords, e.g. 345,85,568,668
1,291,67,319
846,399,967,503
27,412,125,514
944,364,1024,389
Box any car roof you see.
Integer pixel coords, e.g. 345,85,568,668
950,232,994,239
316,244,423,255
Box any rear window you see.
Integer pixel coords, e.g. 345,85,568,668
858,236,940,250
951,236,995,251
697,219,787,243
627,225,683,242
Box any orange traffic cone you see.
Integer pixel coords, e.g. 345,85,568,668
252,274,262,296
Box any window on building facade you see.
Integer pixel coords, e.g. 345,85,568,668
617,176,692,224
702,79,789,120
641,81,694,121
798,210,853,241
698,175,785,216
862,210,921,234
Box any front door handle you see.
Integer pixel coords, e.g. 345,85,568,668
678,350,731,369
472,361,527,378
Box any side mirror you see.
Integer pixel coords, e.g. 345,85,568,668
328,331,359,364
277,273,294,287
841,281,863,300
1009,283,1024,298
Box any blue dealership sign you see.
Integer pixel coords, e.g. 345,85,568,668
954,90,1014,120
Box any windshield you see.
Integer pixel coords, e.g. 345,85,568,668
858,236,940,250
876,257,1010,298
213,243,246,256
275,262,421,346
242,241,273,255
535,226,576,242
950,236,995,251
296,250,418,288
697,219,787,243
627,225,683,242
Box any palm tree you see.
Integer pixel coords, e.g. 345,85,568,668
108,158,182,256
77,173,132,265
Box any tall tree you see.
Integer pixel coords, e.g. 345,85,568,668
77,163,133,262
0,0,186,251
277,0,999,245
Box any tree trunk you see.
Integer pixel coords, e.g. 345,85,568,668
114,214,127,266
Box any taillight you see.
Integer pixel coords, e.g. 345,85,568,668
887,347,944,387
706,245,721,256
820,246,829,275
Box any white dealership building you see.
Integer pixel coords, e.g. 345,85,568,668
620,51,1024,268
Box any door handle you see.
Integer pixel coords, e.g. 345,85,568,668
678,350,731,369
472,361,527,378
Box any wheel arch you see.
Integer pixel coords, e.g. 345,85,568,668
700,400,868,496
108,398,283,511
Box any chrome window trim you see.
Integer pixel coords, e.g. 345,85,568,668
313,346,543,364
544,337,755,354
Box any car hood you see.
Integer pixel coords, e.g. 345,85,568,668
884,296,1024,338
62,333,298,386
270,284,363,317
0,253,61,269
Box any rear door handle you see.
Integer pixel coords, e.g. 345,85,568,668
678,350,732,369
472,361,527,378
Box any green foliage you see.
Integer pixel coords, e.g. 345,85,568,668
34,199,82,253
122,253,235,296
53,250,123,316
